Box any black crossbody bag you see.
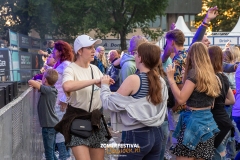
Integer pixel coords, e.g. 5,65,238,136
70,66,94,138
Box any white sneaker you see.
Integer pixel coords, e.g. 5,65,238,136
164,150,172,160
41,153,46,160
55,151,59,159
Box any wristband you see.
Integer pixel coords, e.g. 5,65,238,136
201,23,208,28
234,64,238,71
202,21,210,26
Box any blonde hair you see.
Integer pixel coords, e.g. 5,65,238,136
95,46,108,68
97,51,108,68
229,46,240,62
184,42,220,98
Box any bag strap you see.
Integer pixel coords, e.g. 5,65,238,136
89,65,94,112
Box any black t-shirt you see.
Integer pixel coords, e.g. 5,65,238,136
186,69,215,108
211,73,233,148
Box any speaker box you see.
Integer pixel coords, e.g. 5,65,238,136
0,84,10,105
0,81,18,100
0,89,5,109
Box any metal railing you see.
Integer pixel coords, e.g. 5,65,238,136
0,87,44,160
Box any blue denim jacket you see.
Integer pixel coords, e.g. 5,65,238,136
173,109,220,150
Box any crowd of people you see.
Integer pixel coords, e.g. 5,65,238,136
27,6,240,160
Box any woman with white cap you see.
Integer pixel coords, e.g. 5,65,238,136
55,35,112,160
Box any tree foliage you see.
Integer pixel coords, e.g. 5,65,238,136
0,0,169,49
52,0,168,49
0,0,55,39
195,0,240,32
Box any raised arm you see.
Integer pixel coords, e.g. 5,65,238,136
223,62,237,73
38,50,49,57
190,6,218,46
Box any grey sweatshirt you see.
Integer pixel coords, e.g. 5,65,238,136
100,76,168,131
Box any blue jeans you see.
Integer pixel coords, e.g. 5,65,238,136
119,126,163,160
56,142,70,160
235,151,240,160
42,127,58,160
233,116,240,132
225,106,236,159
212,132,229,160
226,136,236,159
121,131,126,143
159,121,169,160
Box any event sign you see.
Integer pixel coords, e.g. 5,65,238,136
18,52,32,81
18,34,31,48
31,38,41,49
19,52,32,69
0,49,10,81
9,30,18,47
213,37,238,45
32,53,41,69
96,39,130,50
11,50,20,81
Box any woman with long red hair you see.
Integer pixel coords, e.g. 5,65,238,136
52,40,74,160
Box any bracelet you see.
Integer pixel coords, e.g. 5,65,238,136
169,82,175,86
201,23,208,28
202,21,210,26
234,64,238,71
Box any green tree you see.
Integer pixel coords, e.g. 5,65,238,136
0,0,55,39
52,0,168,50
195,0,240,32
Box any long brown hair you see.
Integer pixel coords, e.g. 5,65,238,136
137,42,162,105
184,42,220,97
155,59,166,77
208,46,223,73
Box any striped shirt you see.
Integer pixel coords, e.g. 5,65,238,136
132,73,149,99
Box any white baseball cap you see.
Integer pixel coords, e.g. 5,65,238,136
74,35,102,54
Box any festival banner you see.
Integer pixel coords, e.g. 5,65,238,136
0,49,10,81
11,50,20,81
19,52,32,69
9,30,18,47
18,34,31,48
31,38,41,49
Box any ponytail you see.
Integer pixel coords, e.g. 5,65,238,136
146,69,162,105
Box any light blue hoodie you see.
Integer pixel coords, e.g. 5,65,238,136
120,53,137,84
